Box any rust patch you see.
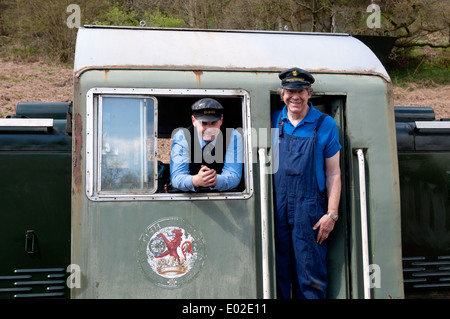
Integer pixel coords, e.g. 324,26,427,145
72,113,83,194
74,65,391,83
194,70,203,87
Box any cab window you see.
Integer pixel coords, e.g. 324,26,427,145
86,88,251,201
99,96,156,193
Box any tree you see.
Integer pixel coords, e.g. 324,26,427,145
0,0,447,63
0,0,110,62
380,0,449,48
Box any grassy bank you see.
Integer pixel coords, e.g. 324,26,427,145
387,47,450,87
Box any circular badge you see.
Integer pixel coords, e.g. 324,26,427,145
137,217,206,288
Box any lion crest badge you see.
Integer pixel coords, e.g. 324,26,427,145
137,217,206,288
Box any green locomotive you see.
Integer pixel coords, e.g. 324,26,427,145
1,26,448,299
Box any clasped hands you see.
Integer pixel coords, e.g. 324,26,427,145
192,165,217,189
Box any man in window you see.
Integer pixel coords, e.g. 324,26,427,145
170,98,243,192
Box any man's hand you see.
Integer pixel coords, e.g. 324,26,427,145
313,214,336,244
192,165,217,188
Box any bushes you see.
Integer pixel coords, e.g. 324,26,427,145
0,0,109,63
93,3,185,28
387,47,450,86
0,0,184,64
0,0,447,84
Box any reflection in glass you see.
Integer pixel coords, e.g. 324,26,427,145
100,96,155,193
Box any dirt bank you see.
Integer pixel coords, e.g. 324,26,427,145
0,58,448,119
393,83,449,120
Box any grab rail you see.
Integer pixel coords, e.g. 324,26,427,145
356,148,371,299
258,148,271,299
0,118,54,128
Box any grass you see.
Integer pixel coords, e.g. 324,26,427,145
389,64,449,87
387,47,450,87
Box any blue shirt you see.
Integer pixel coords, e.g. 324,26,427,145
272,102,341,192
170,128,243,191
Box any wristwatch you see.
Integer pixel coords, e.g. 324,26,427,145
326,212,339,222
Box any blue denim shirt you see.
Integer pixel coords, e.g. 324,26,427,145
272,102,341,192
170,128,243,191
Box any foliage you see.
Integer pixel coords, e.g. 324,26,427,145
0,0,110,62
0,0,185,63
387,47,450,86
0,0,448,82
93,2,140,26
143,6,185,28
91,2,185,27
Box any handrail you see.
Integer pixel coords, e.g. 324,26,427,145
0,118,54,128
356,149,371,299
258,148,271,299
415,121,450,130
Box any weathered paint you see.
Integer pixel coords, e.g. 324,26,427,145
74,26,389,81
71,27,403,299
194,70,203,87
72,113,83,194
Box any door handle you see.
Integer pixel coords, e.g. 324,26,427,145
25,230,36,254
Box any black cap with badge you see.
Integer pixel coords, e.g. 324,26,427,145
279,67,315,90
192,98,224,122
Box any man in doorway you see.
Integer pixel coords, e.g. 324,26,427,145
272,67,342,298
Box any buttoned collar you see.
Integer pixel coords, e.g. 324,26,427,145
198,133,216,148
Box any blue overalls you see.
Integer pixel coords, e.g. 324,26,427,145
273,114,328,299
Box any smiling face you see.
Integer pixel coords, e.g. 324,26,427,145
282,88,313,118
192,114,223,142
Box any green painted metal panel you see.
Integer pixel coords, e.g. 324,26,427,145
71,66,403,299
72,69,276,298
0,153,71,298
0,109,72,299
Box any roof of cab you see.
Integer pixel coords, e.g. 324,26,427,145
74,25,389,81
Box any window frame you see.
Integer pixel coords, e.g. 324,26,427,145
86,88,253,201
86,88,158,200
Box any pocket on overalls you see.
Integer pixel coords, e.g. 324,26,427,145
284,150,305,176
291,196,317,239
